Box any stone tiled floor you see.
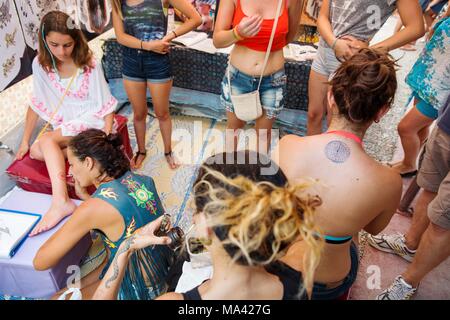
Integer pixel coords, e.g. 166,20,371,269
350,136,450,299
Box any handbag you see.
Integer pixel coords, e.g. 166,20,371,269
228,0,284,122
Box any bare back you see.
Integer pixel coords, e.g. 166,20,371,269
275,133,402,283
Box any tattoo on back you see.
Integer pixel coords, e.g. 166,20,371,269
105,236,136,289
325,140,350,163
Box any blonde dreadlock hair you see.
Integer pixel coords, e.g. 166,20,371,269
193,151,324,297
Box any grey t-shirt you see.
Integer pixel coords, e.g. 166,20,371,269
322,0,397,47
438,95,450,136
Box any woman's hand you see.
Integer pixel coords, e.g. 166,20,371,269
333,38,355,61
74,179,90,201
236,15,263,38
128,216,172,252
340,35,369,54
144,40,170,54
16,141,29,160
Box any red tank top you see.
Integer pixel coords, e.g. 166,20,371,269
232,0,289,52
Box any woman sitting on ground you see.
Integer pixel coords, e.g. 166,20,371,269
274,49,403,299
93,151,324,300
34,129,174,300
15,11,117,236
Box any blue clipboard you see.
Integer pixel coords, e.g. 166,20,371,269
0,208,42,258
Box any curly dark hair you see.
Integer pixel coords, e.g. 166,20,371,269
329,48,398,124
68,129,130,179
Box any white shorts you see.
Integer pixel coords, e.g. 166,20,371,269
311,41,342,80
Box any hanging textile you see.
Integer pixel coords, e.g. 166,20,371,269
0,0,26,91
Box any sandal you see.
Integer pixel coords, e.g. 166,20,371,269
396,207,414,217
164,150,179,170
131,150,147,170
400,170,418,178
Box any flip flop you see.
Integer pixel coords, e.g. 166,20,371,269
400,170,418,178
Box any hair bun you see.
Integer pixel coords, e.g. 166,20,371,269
105,133,122,148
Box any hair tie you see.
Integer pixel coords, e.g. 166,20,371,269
105,133,122,148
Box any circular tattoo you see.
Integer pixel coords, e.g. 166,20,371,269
325,140,351,164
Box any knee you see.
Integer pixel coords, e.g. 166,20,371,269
133,111,147,122
429,222,450,238
38,132,55,146
29,143,41,159
397,119,414,137
155,111,170,122
307,108,324,123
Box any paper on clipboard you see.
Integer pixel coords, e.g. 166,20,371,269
0,209,41,259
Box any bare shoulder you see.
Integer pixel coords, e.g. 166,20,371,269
76,198,121,225
157,292,184,300
373,161,403,196
277,134,304,153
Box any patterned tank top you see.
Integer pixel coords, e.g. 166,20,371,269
122,0,168,41
93,171,174,300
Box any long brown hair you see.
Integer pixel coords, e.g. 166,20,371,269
38,11,93,72
329,48,398,124
111,0,124,20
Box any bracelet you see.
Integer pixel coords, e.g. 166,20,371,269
140,40,143,50
331,37,339,50
172,30,178,38
232,27,244,41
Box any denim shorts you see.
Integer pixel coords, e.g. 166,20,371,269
310,242,359,300
220,64,287,120
122,46,173,83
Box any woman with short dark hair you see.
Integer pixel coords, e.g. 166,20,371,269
34,129,174,300
275,49,403,299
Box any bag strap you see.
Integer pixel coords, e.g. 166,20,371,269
36,71,77,140
227,0,284,92
257,0,284,90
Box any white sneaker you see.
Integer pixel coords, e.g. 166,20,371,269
376,276,418,300
367,233,416,262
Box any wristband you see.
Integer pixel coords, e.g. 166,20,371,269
172,30,178,38
331,37,339,50
232,26,244,41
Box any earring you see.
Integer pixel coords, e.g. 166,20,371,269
375,119,380,123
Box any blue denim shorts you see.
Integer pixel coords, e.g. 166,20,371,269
220,64,287,120
310,242,359,300
122,46,173,83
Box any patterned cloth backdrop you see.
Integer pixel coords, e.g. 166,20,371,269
0,0,26,91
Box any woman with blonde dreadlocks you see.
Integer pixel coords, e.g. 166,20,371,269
93,150,324,300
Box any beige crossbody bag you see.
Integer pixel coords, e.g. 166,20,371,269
227,0,283,122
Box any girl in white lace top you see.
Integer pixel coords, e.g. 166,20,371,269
15,11,117,237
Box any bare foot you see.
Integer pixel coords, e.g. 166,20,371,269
165,151,180,170
30,199,77,236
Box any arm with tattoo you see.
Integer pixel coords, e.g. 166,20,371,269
92,236,135,300
92,216,172,300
